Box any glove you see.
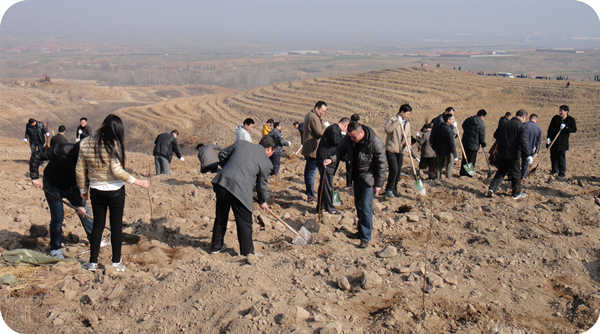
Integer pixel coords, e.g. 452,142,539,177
481,142,486,148
24,138,28,142
453,121,458,128
560,123,566,130
341,131,346,136
454,157,459,162
527,156,534,164
78,129,83,134
403,146,409,153
323,121,330,127
179,157,185,161
546,138,551,145
46,132,50,137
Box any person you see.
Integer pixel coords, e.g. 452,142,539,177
332,122,386,248
459,109,487,177
498,112,511,128
24,118,50,153
415,122,436,179
76,114,149,272
262,119,274,136
209,136,274,256
302,101,329,201
430,114,458,180
521,114,542,179
235,118,255,143
431,107,455,128
50,125,68,148
30,142,94,259
293,121,304,140
316,117,350,214
546,105,577,179
153,130,184,176
384,104,413,198
268,122,290,175
486,110,530,199
344,114,361,187
197,143,222,173
75,117,92,143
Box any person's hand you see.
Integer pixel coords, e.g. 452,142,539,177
527,156,534,164
323,121,330,127
374,187,382,196
135,179,150,188
179,157,185,161
32,178,42,189
23,138,28,142
76,207,88,218
560,123,566,130
81,193,88,201
323,159,332,167
260,202,269,211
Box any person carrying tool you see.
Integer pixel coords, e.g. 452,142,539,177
459,109,487,177
521,114,542,179
24,118,50,153
486,110,530,199
29,141,94,259
153,130,184,176
268,122,291,175
430,114,458,180
546,105,577,180
384,104,413,198
316,117,350,215
209,136,274,256
302,101,329,202
331,122,386,248
196,143,222,173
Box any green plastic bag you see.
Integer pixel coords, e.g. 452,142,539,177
332,190,341,207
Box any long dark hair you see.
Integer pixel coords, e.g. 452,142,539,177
95,114,126,167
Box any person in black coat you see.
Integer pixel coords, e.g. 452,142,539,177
153,130,184,175
487,110,531,199
460,109,487,176
546,105,577,178
24,118,50,153
50,125,69,148
430,114,458,179
431,106,455,129
75,117,92,143
316,117,350,214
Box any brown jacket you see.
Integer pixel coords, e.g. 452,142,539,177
301,110,325,158
384,116,411,153
76,136,135,192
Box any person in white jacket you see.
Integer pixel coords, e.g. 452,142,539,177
235,118,255,143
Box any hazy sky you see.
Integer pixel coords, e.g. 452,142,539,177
1,0,599,49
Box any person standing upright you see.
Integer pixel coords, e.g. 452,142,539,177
153,130,184,176
302,101,329,201
235,118,255,143
50,125,69,148
430,114,458,180
268,122,291,175
24,118,50,153
459,109,487,177
521,113,542,179
383,104,412,198
316,117,350,214
262,119,274,136
547,105,577,179
75,117,92,143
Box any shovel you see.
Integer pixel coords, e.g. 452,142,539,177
529,128,562,176
401,123,426,196
265,207,313,246
455,126,475,176
294,145,303,156
481,148,494,179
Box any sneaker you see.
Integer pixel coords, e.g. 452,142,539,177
84,262,98,272
385,190,395,198
209,245,226,254
49,249,64,259
512,192,527,200
111,262,126,272
485,190,494,198
358,240,369,249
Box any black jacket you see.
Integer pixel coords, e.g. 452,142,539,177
153,133,183,161
431,114,445,128
29,143,84,207
76,125,92,142
547,115,577,151
24,122,48,145
430,123,457,157
50,134,68,148
337,126,387,188
461,115,486,151
316,124,345,163
494,117,530,160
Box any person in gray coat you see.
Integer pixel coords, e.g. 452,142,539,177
209,136,274,256
520,114,542,179
196,143,223,173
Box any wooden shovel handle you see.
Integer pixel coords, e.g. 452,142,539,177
264,207,300,237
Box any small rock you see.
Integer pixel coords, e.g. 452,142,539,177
361,270,383,289
336,276,351,291
320,322,343,334
406,214,419,222
53,317,64,326
296,306,310,323
427,273,444,287
443,275,458,286
376,245,398,258
29,224,48,238
246,254,258,265
435,212,454,223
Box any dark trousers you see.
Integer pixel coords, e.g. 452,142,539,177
154,155,170,175
317,164,337,212
521,157,531,179
304,157,319,198
270,152,282,175
550,148,567,177
200,162,219,174
385,151,403,192
419,157,437,179
435,154,453,179
345,161,352,187
353,179,374,243
44,182,93,250
460,149,478,176
89,187,125,263
210,184,254,256
489,157,522,195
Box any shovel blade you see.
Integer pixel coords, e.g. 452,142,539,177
464,163,476,176
292,226,313,245
414,179,426,196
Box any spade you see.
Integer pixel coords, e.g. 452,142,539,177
401,122,426,196
265,208,313,246
455,126,475,176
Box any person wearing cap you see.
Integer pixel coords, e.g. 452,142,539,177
24,118,50,153
546,105,577,179
50,125,69,148
152,130,184,175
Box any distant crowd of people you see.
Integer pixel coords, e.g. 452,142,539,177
25,99,591,270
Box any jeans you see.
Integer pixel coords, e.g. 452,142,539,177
353,179,374,242
521,156,531,179
385,151,403,193
155,155,170,175
550,148,567,177
304,157,319,198
90,187,125,263
270,151,282,175
44,181,93,251
210,184,254,256
317,164,337,212
489,157,522,195
460,149,478,176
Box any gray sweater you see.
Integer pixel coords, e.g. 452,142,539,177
212,141,273,211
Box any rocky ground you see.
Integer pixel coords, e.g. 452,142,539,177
0,136,599,333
